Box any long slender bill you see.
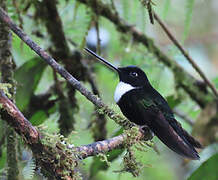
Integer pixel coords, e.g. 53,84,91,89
85,48,120,73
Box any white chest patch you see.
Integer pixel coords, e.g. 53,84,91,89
114,82,135,103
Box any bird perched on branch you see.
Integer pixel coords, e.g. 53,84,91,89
85,48,202,160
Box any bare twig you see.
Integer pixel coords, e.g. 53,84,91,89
140,0,154,24
153,12,218,97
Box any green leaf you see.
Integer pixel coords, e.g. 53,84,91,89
30,110,48,126
188,153,218,180
15,58,47,111
166,95,181,108
12,36,36,67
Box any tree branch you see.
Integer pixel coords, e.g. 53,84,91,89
0,90,75,179
0,91,39,143
77,0,214,108
153,12,218,98
73,125,152,159
0,6,136,129
0,89,148,167
0,5,153,161
74,133,134,159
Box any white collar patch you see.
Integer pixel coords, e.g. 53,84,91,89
114,81,135,103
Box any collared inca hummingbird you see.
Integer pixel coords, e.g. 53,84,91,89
85,48,202,159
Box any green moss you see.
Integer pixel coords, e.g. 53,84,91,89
0,83,12,98
97,153,111,167
36,130,82,179
96,105,134,129
115,148,143,177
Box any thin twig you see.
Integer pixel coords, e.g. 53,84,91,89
153,12,218,97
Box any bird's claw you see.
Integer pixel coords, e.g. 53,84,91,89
139,125,154,141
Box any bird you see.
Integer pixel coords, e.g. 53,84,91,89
85,48,202,160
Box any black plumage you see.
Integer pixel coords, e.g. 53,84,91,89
85,48,202,159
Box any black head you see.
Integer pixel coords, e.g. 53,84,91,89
85,48,149,87
118,66,149,87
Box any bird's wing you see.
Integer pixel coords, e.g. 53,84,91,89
138,99,200,159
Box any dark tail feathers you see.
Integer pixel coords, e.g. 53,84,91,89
172,119,202,149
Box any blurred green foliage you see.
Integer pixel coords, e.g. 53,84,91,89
188,153,218,180
15,58,47,111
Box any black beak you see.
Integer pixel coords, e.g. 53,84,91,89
85,48,120,73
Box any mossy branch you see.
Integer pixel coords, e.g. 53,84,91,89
0,2,19,178
0,90,152,179
0,7,154,175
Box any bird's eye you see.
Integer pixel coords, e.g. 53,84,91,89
130,72,138,77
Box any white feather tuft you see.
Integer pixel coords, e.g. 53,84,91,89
114,82,135,103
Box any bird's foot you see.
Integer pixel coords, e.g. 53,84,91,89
139,125,149,132
139,125,154,141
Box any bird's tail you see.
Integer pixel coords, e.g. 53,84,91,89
180,127,202,148
147,110,202,160
170,119,202,148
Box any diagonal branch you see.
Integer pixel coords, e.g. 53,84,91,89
153,12,218,98
0,91,39,144
0,6,134,129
